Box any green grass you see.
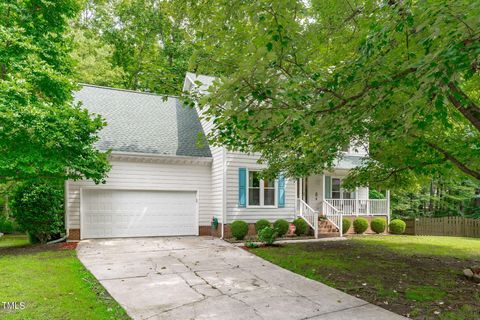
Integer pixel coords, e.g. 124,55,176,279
251,235,480,319
0,242,130,319
351,235,480,259
405,285,447,302
0,234,30,248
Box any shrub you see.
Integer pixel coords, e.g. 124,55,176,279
258,226,278,245
353,217,369,234
231,220,249,240
342,218,351,234
255,219,271,233
293,218,308,236
0,216,15,234
370,218,387,234
389,219,406,234
11,181,64,243
273,219,289,236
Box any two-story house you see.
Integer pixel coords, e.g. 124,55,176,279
65,73,390,241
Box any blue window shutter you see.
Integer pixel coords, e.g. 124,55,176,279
278,174,285,208
238,168,246,207
324,176,332,199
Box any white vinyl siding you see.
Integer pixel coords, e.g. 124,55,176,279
357,186,369,200
225,151,295,223
66,158,212,230
195,102,225,224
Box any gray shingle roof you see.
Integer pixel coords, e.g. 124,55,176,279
74,85,211,157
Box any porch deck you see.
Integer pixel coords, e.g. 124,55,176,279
296,198,390,238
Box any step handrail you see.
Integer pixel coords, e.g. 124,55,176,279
322,200,343,237
296,198,319,239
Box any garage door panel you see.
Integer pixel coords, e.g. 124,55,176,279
82,189,197,239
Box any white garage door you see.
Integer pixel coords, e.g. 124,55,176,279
81,189,198,239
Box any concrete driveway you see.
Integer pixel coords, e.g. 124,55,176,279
77,237,406,320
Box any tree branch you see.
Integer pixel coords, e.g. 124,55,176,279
425,141,480,180
446,82,480,132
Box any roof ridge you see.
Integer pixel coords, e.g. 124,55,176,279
78,83,180,99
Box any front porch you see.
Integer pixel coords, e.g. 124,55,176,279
294,171,390,237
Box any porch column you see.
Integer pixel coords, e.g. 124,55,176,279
294,179,298,218
386,190,391,224
299,178,303,201
355,187,359,216
322,174,325,215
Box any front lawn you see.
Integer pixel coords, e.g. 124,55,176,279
251,236,480,320
0,237,130,320
0,234,30,248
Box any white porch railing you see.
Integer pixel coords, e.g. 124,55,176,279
325,199,388,216
296,198,319,238
322,200,343,237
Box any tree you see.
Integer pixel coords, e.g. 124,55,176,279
75,0,193,95
71,29,125,87
11,181,64,243
184,0,480,187
0,0,110,183
390,177,480,218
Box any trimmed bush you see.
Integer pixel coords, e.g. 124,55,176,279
231,220,249,240
255,219,271,233
389,219,406,235
11,181,64,243
273,219,289,236
370,218,387,234
293,218,308,236
353,217,369,234
258,226,278,245
342,218,351,234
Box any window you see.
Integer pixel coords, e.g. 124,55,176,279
331,178,354,199
248,171,276,206
332,178,341,199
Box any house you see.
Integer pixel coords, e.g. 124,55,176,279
65,73,390,241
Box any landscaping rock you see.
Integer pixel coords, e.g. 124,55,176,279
471,265,480,274
464,268,474,278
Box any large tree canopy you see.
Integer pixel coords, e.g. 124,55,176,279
75,0,193,95
0,0,110,183
185,0,480,187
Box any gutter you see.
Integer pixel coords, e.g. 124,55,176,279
110,151,213,164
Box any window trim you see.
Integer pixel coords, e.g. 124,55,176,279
246,169,278,208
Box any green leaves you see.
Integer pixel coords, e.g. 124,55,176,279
187,0,480,185
0,0,110,183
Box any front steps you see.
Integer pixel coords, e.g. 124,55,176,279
318,219,340,237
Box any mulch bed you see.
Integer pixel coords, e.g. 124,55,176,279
299,241,480,319
0,241,77,256
224,235,315,244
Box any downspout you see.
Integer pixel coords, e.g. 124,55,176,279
221,147,227,239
